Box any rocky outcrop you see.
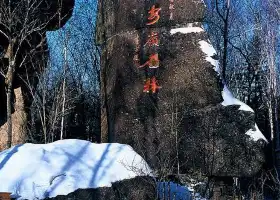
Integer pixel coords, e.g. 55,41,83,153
180,104,265,177
96,0,265,179
0,87,27,150
0,0,74,150
47,176,157,200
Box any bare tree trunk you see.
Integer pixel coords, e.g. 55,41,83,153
60,44,67,140
265,27,279,170
275,96,279,149
42,80,47,143
215,0,231,81
222,0,230,81
6,58,14,148
5,33,15,148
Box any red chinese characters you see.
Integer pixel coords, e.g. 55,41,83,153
150,77,161,93
138,54,159,69
146,5,161,25
137,4,162,93
144,32,159,47
143,77,162,93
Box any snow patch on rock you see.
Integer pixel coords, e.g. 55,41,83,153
170,23,204,35
0,139,152,199
221,85,254,112
192,0,206,7
245,124,267,142
198,40,220,73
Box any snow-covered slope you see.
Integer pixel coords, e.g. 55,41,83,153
0,139,152,199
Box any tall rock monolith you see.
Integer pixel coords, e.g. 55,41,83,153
96,0,266,187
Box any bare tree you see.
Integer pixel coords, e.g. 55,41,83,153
260,0,280,171
215,0,231,81
23,0,100,144
0,0,56,148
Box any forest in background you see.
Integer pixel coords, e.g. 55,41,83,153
206,0,280,145
26,0,101,143
205,1,280,176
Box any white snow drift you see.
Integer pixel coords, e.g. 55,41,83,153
0,139,152,199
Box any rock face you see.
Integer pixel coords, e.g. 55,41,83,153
0,88,27,150
97,0,265,178
0,0,74,150
181,104,265,177
47,176,157,200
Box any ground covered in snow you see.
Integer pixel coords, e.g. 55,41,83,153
158,181,193,200
0,139,152,199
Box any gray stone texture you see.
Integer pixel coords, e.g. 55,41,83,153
97,0,265,177
47,176,157,200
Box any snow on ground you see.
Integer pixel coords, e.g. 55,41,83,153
0,139,152,199
157,181,192,200
157,181,207,200
171,23,204,35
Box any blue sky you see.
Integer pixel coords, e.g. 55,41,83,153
45,0,98,90
46,0,97,71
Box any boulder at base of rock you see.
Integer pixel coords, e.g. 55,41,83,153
180,104,265,177
46,176,157,200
